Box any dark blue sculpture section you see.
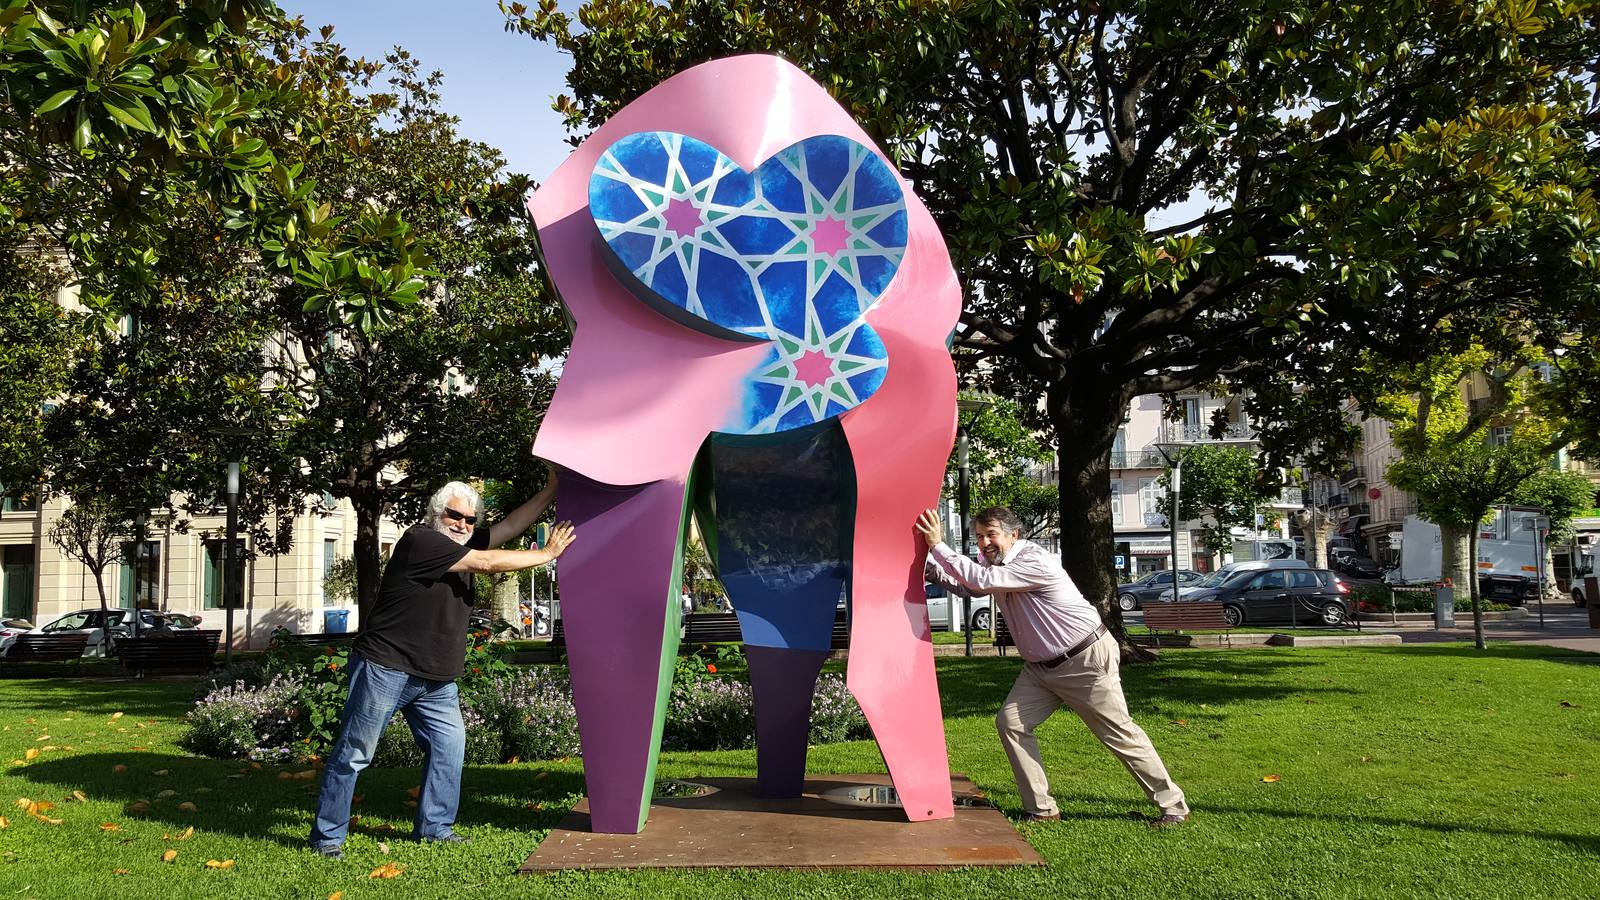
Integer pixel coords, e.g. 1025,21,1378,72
703,422,854,652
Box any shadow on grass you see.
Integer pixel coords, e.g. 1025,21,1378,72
0,677,195,719
16,751,587,848
1067,792,1600,856
934,653,1353,721
1369,643,1600,663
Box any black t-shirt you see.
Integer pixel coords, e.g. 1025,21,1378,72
354,523,490,681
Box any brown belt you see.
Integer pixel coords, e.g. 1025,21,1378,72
1037,625,1108,668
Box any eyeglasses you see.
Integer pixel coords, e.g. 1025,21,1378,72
443,508,477,525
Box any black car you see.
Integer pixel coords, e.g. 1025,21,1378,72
1116,570,1204,611
1340,556,1384,579
1184,568,1353,627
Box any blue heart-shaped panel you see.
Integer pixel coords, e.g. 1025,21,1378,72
589,132,907,434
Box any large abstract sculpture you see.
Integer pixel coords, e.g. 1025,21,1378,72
530,54,963,834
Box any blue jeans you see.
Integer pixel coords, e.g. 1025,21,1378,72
309,653,465,849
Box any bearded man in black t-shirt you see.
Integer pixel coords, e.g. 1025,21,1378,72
310,478,575,859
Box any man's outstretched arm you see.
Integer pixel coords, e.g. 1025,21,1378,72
453,521,575,573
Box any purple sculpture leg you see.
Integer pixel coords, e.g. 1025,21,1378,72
558,473,688,834
745,646,830,798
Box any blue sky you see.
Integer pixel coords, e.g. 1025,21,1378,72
279,0,576,182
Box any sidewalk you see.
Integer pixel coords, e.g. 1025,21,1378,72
1385,603,1600,654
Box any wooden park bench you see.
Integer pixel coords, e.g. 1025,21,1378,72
2,633,91,663
117,630,221,676
682,612,743,647
993,613,1015,656
1141,602,1233,648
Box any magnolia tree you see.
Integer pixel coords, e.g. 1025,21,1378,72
506,0,1600,652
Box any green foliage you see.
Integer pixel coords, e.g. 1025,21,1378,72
321,555,358,605
1511,467,1597,544
947,394,1055,538
1159,444,1281,558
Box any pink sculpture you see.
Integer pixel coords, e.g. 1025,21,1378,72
530,54,962,834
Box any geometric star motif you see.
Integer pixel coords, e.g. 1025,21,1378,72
589,131,906,433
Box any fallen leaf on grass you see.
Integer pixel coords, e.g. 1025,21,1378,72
293,770,316,781
162,850,178,863
14,798,32,809
0,816,8,828
100,823,121,832
377,841,389,854
152,769,169,777
9,760,22,766
157,790,177,799
369,862,405,879
36,735,51,741
71,791,87,803
1560,700,1579,708
130,746,148,751
112,765,128,774
406,786,421,799
24,749,38,761
1170,719,1188,727
113,869,129,875
193,787,211,794
1360,756,1371,764
277,772,292,781
36,814,63,825
177,802,198,812
329,893,343,900
111,712,124,720
126,801,149,814
535,771,548,780
205,859,235,869
1261,774,1282,783
28,801,55,815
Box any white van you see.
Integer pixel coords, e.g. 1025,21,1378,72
1177,558,1309,599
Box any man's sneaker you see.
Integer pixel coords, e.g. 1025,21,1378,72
313,844,343,860
419,831,471,845
1148,812,1189,829
1019,811,1060,822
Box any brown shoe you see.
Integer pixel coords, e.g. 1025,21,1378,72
1019,811,1060,822
1148,812,1189,829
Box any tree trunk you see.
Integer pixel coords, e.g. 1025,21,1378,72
352,485,384,633
92,568,111,657
1440,522,1473,605
1056,429,1150,660
1468,528,1485,650
493,574,520,637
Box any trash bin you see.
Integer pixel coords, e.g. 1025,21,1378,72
323,608,350,634
1433,585,1455,629
1587,577,1600,630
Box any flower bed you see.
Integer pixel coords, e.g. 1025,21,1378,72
180,632,869,765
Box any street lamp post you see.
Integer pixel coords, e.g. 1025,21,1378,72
1154,444,1183,603
954,397,994,657
224,462,240,666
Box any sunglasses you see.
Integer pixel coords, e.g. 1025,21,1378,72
443,508,478,525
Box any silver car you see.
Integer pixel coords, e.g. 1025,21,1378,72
925,583,992,631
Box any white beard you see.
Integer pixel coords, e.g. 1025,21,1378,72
436,523,470,545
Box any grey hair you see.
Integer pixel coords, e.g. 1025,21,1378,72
973,506,1025,535
426,481,482,527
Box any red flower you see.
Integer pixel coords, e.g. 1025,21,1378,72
706,664,717,674
472,667,482,675
326,662,339,671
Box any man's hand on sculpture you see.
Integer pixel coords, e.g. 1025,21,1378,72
915,509,943,549
541,521,576,563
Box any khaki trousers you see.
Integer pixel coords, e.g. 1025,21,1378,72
996,631,1188,817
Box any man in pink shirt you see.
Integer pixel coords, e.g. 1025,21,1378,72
918,506,1188,827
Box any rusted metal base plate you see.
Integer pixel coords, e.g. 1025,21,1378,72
519,773,1042,872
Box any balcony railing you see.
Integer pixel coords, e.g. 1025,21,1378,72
1157,421,1256,445
1272,487,1305,508
1110,450,1168,469
1339,465,1366,486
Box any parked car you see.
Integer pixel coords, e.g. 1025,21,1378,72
11,609,200,657
0,618,34,655
1177,558,1311,599
925,583,992,631
1116,570,1203,611
1183,568,1353,627
1339,556,1384,579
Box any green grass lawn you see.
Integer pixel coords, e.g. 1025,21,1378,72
1,643,1597,898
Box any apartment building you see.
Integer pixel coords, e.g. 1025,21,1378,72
0,486,400,649
1110,391,1302,575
